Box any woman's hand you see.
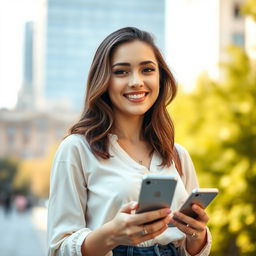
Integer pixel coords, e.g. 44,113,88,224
82,201,171,256
106,201,172,247
169,204,209,255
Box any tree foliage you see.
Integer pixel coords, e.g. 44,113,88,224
242,0,256,21
13,144,57,198
0,158,18,194
169,46,256,255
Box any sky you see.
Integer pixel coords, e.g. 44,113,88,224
166,0,219,90
0,0,37,109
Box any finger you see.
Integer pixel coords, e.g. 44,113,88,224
169,217,195,235
139,223,168,242
132,215,171,237
171,212,205,232
132,208,171,225
192,204,209,223
120,201,138,214
141,215,172,235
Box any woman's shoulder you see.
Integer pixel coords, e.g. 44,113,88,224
174,143,190,158
174,143,195,170
60,133,86,145
58,133,87,149
55,134,91,159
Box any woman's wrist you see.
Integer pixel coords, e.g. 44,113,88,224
81,221,118,256
103,221,119,248
186,229,207,255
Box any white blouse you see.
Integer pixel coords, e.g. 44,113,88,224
47,134,212,256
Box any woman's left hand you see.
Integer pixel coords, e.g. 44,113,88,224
169,204,208,255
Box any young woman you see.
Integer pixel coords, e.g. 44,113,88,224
47,27,212,256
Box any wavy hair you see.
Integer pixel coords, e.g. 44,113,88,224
69,27,177,167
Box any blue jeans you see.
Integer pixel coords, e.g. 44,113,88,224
112,243,179,256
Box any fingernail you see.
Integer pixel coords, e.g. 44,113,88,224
166,209,171,214
193,205,198,210
132,202,138,209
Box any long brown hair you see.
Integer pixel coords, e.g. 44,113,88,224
69,27,177,167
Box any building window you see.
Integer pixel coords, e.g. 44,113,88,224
232,32,245,47
233,3,242,18
23,125,30,145
7,126,15,147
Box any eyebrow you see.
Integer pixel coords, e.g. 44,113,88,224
112,60,157,68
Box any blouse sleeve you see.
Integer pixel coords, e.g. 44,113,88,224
175,144,212,256
47,138,92,256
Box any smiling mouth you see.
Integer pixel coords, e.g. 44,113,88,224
123,92,149,100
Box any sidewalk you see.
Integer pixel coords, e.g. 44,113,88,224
0,206,47,256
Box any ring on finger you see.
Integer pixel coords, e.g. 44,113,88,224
141,226,148,236
191,232,198,239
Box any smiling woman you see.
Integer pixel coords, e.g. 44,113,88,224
47,27,213,256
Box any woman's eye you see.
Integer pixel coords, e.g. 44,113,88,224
143,68,155,73
113,70,127,75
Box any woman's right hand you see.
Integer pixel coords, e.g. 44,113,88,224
106,201,172,247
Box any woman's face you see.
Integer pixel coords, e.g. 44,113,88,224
108,40,160,119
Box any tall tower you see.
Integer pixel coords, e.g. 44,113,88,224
16,22,35,110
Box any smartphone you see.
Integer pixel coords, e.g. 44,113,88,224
173,188,218,223
136,174,177,214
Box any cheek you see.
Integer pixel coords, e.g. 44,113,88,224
108,79,118,96
150,81,160,105
108,78,124,92
108,84,123,108
151,78,160,97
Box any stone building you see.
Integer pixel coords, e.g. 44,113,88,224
0,109,79,159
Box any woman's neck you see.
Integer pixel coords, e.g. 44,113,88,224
112,112,144,143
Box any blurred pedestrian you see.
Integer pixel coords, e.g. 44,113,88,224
3,193,12,216
47,27,212,256
14,194,27,213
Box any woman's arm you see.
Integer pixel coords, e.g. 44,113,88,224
47,137,91,256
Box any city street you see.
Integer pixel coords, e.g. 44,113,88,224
0,206,47,256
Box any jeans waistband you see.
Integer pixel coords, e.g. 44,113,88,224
112,243,178,256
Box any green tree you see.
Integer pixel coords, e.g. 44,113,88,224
14,144,57,198
0,158,18,194
169,46,256,255
242,0,256,21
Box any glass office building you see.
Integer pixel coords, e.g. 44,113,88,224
43,0,165,110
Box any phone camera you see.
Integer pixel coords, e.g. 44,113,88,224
195,193,199,197
146,181,151,185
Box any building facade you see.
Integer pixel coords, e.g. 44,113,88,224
0,109,78,159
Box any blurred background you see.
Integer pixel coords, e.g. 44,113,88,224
0,0,255,255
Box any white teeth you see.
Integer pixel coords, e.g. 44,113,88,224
126,93,145,99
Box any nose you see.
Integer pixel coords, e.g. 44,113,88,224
128,72,143,88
